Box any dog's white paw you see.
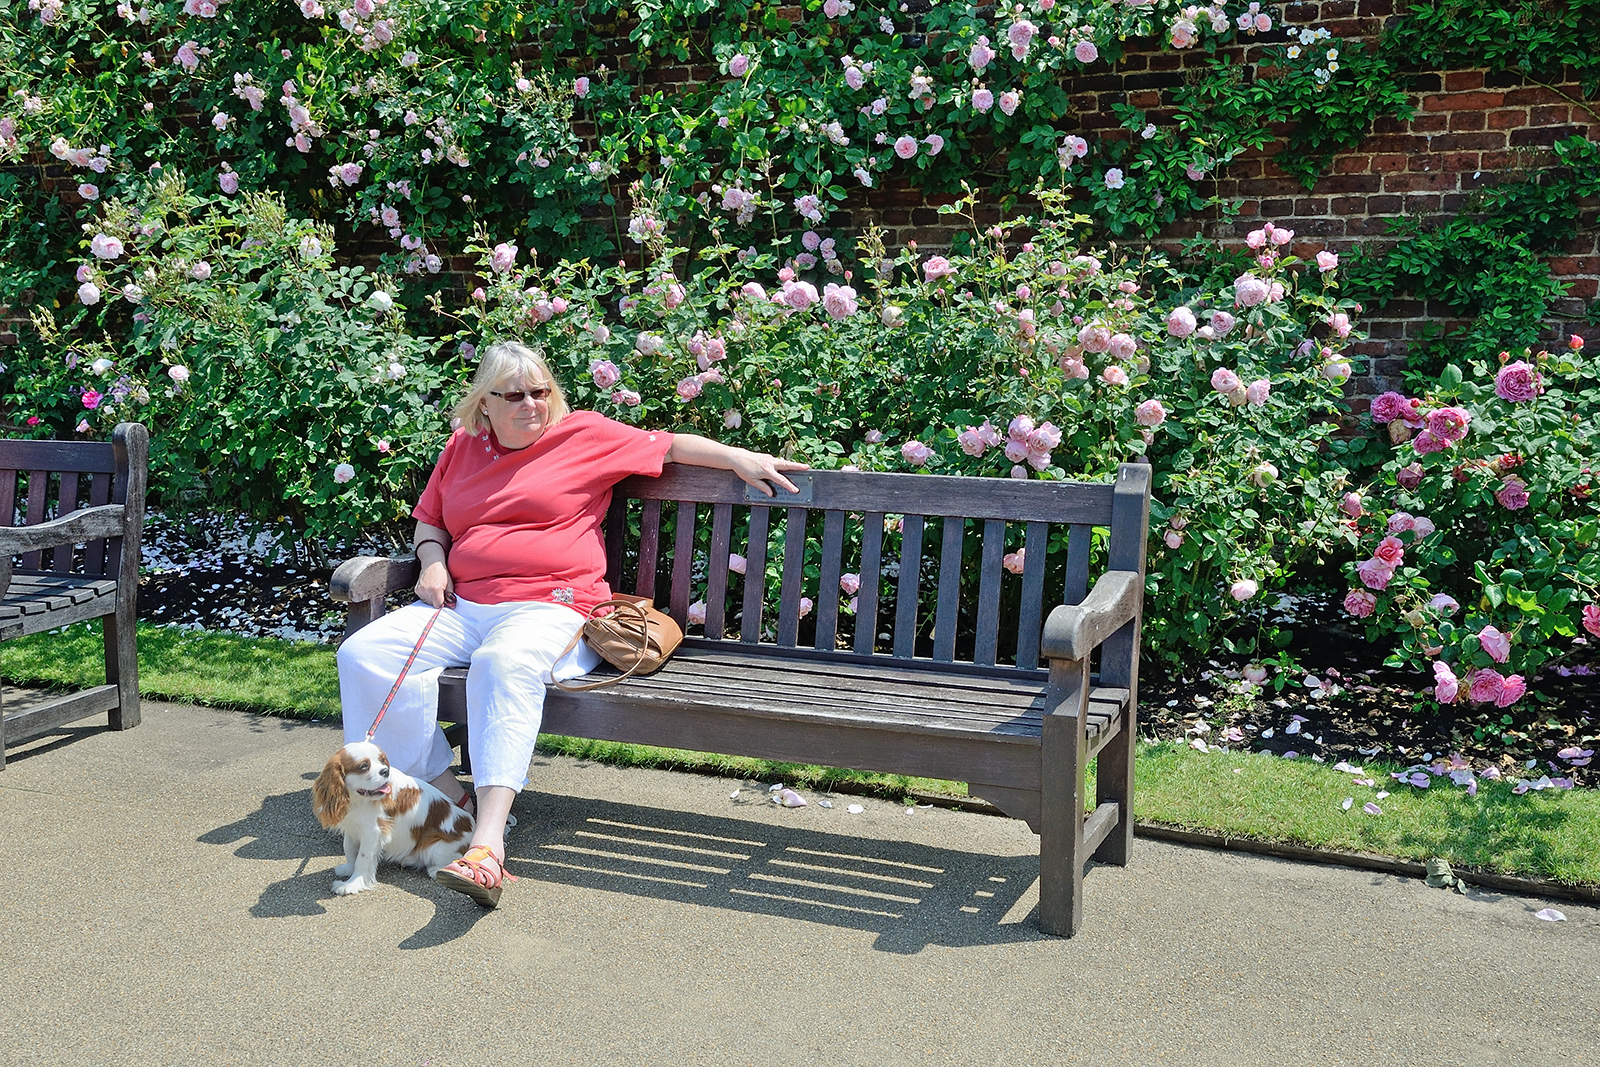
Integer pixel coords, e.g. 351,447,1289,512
332,876,372,895
334,862,354,878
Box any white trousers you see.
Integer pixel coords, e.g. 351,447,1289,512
336,598,596,791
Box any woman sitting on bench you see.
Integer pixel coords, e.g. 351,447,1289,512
336,341,805,906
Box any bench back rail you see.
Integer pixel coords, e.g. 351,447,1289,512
1,440,125,578
605,463,1147,677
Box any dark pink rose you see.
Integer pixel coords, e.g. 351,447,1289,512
1343,589,1376,618
1495,476,1529,510
1412,429,1446,454
1355,558,1394,590
1370,391,1410,423
1396,463,1424,490
1495,674,1526,707
1493,360,1540,402
1425,406,1471,443
1468,669,1505,705
1583,604,1600,637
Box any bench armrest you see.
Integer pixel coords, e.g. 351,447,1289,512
330,555,421,604
0,504,127,556
1039,570,1143,663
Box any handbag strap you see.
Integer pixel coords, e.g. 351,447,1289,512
553,598,654,692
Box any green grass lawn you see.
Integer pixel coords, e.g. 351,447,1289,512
7,620,1598,886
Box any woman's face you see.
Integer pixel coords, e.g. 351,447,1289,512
482,376,553,450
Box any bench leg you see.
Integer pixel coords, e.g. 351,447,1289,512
1092,709,1135,867
1038,657,1091,938
104,605,141,731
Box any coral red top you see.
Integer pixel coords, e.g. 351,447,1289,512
413,410,674,612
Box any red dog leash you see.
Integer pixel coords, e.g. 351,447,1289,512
364,594,453,742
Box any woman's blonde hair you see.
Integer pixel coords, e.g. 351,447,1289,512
451,341,569,436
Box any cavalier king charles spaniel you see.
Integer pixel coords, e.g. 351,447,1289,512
311,741,474,896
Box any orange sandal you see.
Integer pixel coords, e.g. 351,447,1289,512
437,844,516,908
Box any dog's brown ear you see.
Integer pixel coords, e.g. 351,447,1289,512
311,752,350,829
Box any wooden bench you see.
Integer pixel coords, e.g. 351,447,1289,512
0,423,148,768
332,461,1151,936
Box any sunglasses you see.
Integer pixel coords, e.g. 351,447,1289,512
488,387,552,403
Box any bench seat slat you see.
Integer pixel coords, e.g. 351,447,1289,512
0,575,120,639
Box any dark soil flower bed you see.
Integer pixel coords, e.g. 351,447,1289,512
137,512,1597,787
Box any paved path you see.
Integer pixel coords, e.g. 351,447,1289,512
2,700,1596,1066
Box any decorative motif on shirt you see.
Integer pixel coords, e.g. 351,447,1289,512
552,588,575,604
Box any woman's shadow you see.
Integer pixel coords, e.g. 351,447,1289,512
197,772,491,949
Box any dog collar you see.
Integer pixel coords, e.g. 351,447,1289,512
357,784,392,797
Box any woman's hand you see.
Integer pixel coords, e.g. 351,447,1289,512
415,560,455,608
728,447,808,497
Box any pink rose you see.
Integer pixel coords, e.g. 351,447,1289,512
1412,429,1446,455
1245,378,1271,406
971,88,994,112
901,440,934,466
1344,589,1376,618
1329,312,1352,338
1496,674,1526,707
1369,392,1410,424
1210,311,1236,336
611,388,642,407
1135,399,1167,427
1210,367,1241,394
1230,579,1259,601
728,553,747,575
921,256,955,282
1108,332,1137,360
1468,669,1504,705
1495,476,1529,510
1372,536,1404,567
1002,549,1025,575
1432,661,1459,704
1429,593,1459,614
81,389,103,410
1316,250,1339,272
781,280,819,310
1355,558,1394,591
1233,273,1270,307
1101,365,1129,387
1426,406,1471,443
1074,40,1098,63
686,600,707,626
574,76,590,98
675,376,703,400
893,135,917,160
839,573,861,596
1476,625,1510,664
822,282,858,319
728,53,750,77
490,242,517,273
998,91,1021,116
219,170,239,194
1339,492,1363,518
1583,604,1600,637
1163,530,1183,549
1494,360,1540,402
1397,463,1424,490
1166,306,1197,337
589,359,621,390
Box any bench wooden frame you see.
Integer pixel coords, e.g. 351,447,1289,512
1,423,148,768
333,461,1151,936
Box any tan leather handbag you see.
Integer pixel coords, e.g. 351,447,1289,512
553,593,683,691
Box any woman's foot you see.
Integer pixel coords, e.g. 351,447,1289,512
436,844,515,908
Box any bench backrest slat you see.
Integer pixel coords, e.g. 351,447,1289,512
20,471,50,571
853,512,885,656
973,518,1006,666
774,505,808,648
605,465,1138,675
669,500,695,624
931,517,964,663
739,505,770,643
50,469,81,573
704,502,734,639
635,498,662,600
892,514,925,659
813,509,846,652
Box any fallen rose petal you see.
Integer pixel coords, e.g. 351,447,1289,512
1375,791,1390,800
847,803,865,814
1512,781,1530,795
1341,797,1353,810
818,799,834,809
1534,908,1566,922
1353,778,1375,787
1190,738,1209,753
1281,750,1298,759
1286,720,1302,735
1333,761,1363,774
779,788,807,807
1261,728,1275,738
1363,802,1382,815
729,789,741,799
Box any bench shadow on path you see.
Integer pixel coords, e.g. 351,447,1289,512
506,788,1054,953
197,774,495,950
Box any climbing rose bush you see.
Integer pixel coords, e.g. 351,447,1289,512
1341,337,1600,708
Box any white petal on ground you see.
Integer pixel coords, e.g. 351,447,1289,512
847,803,865,814
818,799,834,808
778,788,807,807
1341,797,1353,810
1534,908,1567,922
1363,802,1382,815
728,789,740,800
